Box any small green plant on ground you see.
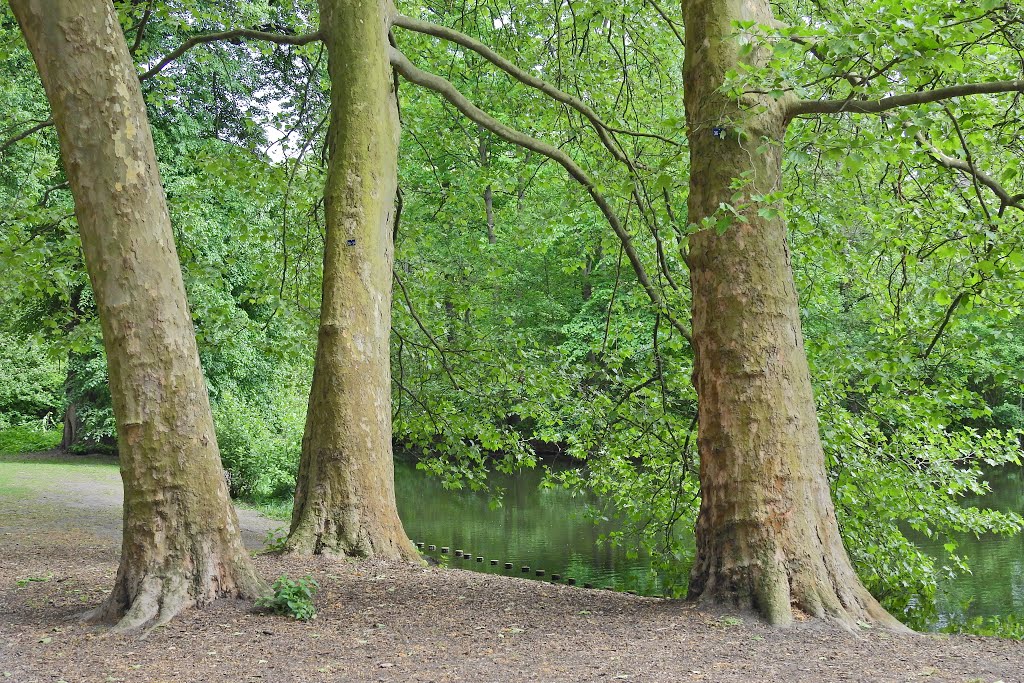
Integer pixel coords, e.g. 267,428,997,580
15,574,52,587
259,527,289,554
256,575,319,621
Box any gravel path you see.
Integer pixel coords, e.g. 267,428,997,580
0,452,1021,682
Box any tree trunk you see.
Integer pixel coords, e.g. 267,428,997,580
682,0,903,628
287,0,417,561
10,0,264,630
60,402,79,452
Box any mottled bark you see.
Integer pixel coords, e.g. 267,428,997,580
10,0,263,630
287,0,416,560
682,0,903,628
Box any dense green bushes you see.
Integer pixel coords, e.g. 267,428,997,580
0,333,63,429
213,382,306,500
0,424,62,454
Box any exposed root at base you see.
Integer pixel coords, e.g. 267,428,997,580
692,569,912,633
82,565,266,634
285,522,420,563
82,574,195,633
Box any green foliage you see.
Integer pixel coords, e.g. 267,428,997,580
988,403,1024,431
260,528,290,554
64,349,117,454
0,424,62,454
942,614,1024,640
14,574,51,587
241,500,294,522
256,575,319,621
0,333,63,428
213,382,305,500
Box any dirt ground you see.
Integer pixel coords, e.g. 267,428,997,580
1,453,1022,683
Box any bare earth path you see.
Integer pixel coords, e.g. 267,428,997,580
0,452,1021,682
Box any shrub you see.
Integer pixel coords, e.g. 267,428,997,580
65,350,117,454
0,423,63,454
943,614,1024,640
0,333,63,426
989,403,1024,431
212,386,304,500
256,575,318,621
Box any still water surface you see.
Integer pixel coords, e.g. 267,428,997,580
395,460,667,595
914,465,1024,625
395,459,1024,625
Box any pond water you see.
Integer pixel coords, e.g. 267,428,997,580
913,465,1024,626
394,459,667,595
395,458,1024,626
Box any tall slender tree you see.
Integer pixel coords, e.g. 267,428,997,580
285,0,417,560
10,0,264,630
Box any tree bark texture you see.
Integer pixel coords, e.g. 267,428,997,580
287,0,417,561
10,0,263,630
682,0,903,628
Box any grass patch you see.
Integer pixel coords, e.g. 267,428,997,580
0,453,120,500
237,498,293,521
0,425,62,455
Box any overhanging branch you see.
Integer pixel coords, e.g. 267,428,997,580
392,13,661,165
389,46,692,344
913,128,1023,215
0,119,53,154
138,28,322,81
789,80,1024,117
5,28,323,152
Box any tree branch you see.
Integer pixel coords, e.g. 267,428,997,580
643,0,684,48
0,119,53,154
138,29,322,81
392,13,633,165
129,0,155,55
789,80,1024,117
912,128,1023,215
922,291,965,360
393,271,462,391
389,46,692,344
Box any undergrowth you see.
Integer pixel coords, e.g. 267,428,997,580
0,425,62,454
256,575,319,621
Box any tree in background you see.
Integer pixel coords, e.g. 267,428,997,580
10,0,263,630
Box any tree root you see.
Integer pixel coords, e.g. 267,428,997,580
692,558,912,632
81,554,266,634
81,574,194,633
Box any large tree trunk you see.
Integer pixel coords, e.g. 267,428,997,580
682,0,903,628
11,0,264,630
287,0,417,560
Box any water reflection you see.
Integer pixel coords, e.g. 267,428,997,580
394,459,663,594
913,465,1024,624
396,458,1024,624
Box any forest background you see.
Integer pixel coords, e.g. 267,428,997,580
2,0,1024,633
